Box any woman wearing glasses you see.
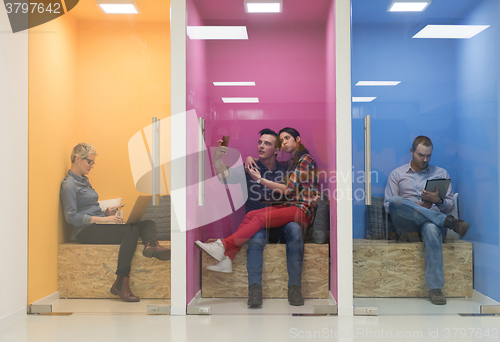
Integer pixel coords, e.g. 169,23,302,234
60,143,169,302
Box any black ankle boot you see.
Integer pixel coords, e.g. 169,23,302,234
288,285,304,306
247,283,262,308
110,275,140,302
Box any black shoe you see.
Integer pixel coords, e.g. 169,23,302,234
444,216,471,237
247,283,262,308
429,289,446,305
288,285,304,306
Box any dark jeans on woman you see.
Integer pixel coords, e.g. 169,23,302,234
76,220,157,276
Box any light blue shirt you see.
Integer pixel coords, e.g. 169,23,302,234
384,162,454,215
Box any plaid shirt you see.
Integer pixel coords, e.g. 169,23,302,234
282,154,318,223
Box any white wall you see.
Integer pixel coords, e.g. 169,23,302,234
0,8,28,327
170,0,187,315
335,0,353,315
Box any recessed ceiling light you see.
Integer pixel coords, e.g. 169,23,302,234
352,97,376,102
247,3,280,13
99,4,138,13
413,25,489,39
356,81,401,86
213,82,256,86
222,97,259,103
388,0,431,12
244,0,282,13
97,0,138,14
187,26,248,40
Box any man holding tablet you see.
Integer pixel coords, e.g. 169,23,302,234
384,136,471,305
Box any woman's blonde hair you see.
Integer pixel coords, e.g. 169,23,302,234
71,143,98,163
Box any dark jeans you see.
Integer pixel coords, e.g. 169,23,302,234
76,220,157,276
247,222,304,288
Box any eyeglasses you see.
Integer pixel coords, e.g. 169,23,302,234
83,157,95,166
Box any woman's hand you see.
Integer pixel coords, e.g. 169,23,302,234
90,215,124,224
101,215,124,223
104,206,118,216
247,166,261,181
245,156,258,171
311,193,321,206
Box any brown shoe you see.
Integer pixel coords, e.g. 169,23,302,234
143,242,171,261
110,275,140,302
444,215,471,237
429,289,446,305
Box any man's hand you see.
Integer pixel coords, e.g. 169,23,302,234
422,186,441,204
415,201,432,209
213,140,230,179
214,140,228,162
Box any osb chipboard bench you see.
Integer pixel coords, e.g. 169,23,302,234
201,243,330,299
58,241,170,299
353,239,472,298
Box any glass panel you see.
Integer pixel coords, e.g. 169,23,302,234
352,0,500,315
28,2,171,313
186,0,336,315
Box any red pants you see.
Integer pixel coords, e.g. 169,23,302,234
222,205,310,261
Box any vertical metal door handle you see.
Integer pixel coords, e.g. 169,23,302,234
152,117,160,206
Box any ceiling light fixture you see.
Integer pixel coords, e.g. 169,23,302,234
222,97,259,103
97,0,139,14
356,81,401,86
388,0,431,12
244,0,282,13
352,97,376,102
413,25,489,39
187,26,248,40
214,82,256,86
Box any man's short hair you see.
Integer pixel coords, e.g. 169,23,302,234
412,136,433,151
259,128,278,138
259,128,279,150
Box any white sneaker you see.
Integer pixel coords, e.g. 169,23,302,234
195,239,225,261
206,256,233,273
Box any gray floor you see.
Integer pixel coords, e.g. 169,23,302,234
188,295,337,315
354,290,500,315
29,290,499,316
3,290,498,342
2,309,500,342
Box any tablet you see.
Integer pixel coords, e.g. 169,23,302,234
424,178,451,199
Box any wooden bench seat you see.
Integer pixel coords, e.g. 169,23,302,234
58,241,170,299
353,239,472,297
201,244,330,299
